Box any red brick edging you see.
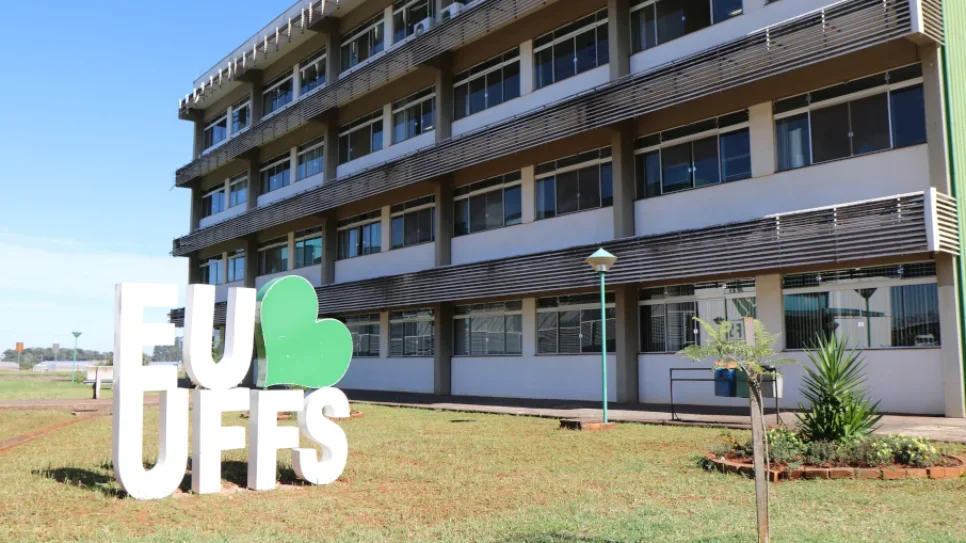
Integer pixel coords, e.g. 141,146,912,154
705,454,966,482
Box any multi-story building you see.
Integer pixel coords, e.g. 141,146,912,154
170,0,966,417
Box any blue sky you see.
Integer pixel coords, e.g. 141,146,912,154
0,1,291,354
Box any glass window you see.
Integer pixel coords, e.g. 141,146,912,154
393,0,433,42
535,148,613,220
636,112,749,198
260,155,291,194
339,111,384,164
341,15,385,72
227,250,245,283
783,264,940,349
537,294,616,354
231,101,251,134
343,314,381,357
390,309,434,357
533,10,608,90
632,0,740,54
294,228,323,269
203,115,228,151
262,75,294,116
392,88,436,144
453,49,521,121
300,50,327,94
338,211,382,260
199,257,225,286
640,279,756,352
453,302,524,356
775,65,926,171
390,196,435,249
257,238,289,276
297,138,325,180
202,186,225,217
453,172,522,237
228,175,248,208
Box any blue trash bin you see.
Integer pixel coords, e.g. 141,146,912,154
714,368,737,397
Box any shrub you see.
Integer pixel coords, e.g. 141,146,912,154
804,440,842,466
887,435,938,468
797,335,883,443
767,428,807,464
852,437,894,467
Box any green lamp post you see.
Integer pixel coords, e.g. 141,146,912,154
586,248,618,423
71,331,82,383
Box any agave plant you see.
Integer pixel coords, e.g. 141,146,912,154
797,334,882,443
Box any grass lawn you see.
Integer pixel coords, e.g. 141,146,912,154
0,378,112,401
1,405,965,543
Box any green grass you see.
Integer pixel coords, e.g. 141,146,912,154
0,410,79,440
0,378,112,401
1,405,965,542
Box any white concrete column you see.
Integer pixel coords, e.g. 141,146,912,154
749,102,776,178
379,311,391,359
381,205,392,251
754,274,784,350
382,103,393,147
519,40,534,96
921,43,951,193
225,104,234,138
520,165,536,223
292,64,302,101
384,6,395,48
522,298,537,357
937,255,966,418
289,147,299,183
221,251,229,284
287,232,296,271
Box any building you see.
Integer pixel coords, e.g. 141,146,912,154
169,0,966,417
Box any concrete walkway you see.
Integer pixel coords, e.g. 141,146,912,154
344,390,966,444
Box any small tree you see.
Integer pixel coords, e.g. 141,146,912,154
679,317,794,543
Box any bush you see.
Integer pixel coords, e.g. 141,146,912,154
767,428,807,464
886,435,938,468
797,335,883,443
852,437,894,467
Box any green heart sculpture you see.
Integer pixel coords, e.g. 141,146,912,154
255,275,354,388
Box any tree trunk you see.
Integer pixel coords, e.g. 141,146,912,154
749,380,770,543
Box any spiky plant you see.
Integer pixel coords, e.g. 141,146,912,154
797,334,882,443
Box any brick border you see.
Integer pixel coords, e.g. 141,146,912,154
705,454,966,481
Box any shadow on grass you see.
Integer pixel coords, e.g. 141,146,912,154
450,419,477,424
33,466,128,498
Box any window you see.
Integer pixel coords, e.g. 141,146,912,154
391,195,435,249
338,210,382,260
392,87,435,144
262,74,294,116
300,49,327,94
338,110,384,164
393,0,433,42
453,48,521,120
631,0,743,54
297,138,325,180
535,148,613,220
635,111,751,199
390,309,434,357
537,294,615,354
228,175,248,208
783,263,940,350
199,256,224,286
343,314,381,357
202,186,225,217
341,14,385,72
260,154,291,194
231,99,251,134
454,301,524,356
775,64,927,171
534,10,609,90
294,227,323,269
257,237,288,276
203,114,228,151
454,171,522,236
227,249,245,283
639,280,756,353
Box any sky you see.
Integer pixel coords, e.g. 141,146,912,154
0,1,293,355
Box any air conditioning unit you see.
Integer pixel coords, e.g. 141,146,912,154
414,16,435,36
438,2,465,22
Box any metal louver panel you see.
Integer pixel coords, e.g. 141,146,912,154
170,192,954,326
920,0,945,44
935,192,961,254
173,0,920,257
175,0,548,186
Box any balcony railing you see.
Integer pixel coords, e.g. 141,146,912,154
170,191,958,325
172,0,935,257
175,0,546,186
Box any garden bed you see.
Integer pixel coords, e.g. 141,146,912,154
705,453,966,482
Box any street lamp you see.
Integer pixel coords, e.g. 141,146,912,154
71,331,82,383
586,248,618,423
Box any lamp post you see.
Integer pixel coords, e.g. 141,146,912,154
586,248,617,423
71,331,82,383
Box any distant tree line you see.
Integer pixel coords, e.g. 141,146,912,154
1,340,184,369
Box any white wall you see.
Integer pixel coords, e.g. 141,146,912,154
215,280,244,303
634,145,930,237
338,357,435,393
637,349,945,415
257,172,324,207
254,266,322,289
335,242,436,283
452,65,610,137
336,131,436,179
453,355,616,401
452,207,615,265
630,0,847,76
199,204,247,229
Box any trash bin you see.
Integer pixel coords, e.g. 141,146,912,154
736,366,783,399
714,368,737,397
